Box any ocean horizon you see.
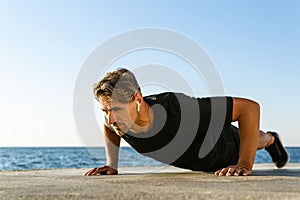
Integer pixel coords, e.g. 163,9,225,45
1,146,299,171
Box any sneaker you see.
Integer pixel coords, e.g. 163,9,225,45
265,132,289,168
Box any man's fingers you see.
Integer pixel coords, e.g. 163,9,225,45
217,168,228,176
84,167,107,176
84,168,98,176
215,168,223,176
226,168,235,176
215,165,251,176
92,167,110,175
91,168,102,175
84,166,118,176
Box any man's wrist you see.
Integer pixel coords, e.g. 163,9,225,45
106,163,118,170
237,160,253,170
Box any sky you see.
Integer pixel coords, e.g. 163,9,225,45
0,0,299,147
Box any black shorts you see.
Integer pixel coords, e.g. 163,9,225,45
204,125,240,171
170,124,240,171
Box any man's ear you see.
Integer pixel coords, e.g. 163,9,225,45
134,92,143,104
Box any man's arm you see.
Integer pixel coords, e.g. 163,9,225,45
104,124,121,169
215,97,260,176
84,124,121,176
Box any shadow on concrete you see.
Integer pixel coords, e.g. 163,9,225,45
251,168,300,177
120,170,300,177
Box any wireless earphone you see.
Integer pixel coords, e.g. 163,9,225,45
137,102,140,112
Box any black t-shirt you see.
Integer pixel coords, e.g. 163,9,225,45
120,92,239,171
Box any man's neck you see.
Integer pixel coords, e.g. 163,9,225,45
130,101,154,133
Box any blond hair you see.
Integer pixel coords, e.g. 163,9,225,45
93,68,141,103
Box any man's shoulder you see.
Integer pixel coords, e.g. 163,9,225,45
144,92,199,107
144,92,185,102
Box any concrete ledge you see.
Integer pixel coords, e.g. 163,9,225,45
1,163,300,199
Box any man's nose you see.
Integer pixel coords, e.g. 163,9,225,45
108,111,116,125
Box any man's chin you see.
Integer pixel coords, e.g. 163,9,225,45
114,127,127,136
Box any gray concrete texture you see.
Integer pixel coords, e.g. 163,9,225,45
1,163,300,200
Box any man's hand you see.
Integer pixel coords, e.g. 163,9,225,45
84,166,118,176
215,164,252,176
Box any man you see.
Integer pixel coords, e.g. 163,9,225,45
84,68,289,176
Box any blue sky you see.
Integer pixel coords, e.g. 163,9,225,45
0,0,299,146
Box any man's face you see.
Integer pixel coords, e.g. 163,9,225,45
100,98,138,135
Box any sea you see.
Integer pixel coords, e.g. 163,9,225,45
0,147,299,171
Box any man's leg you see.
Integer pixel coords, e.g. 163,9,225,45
257,130,275,150
258,130,289,168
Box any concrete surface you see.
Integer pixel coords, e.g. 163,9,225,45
1,163,300,200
